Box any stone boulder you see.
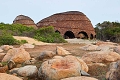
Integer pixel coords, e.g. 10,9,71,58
87,63,107,77
9,68,19,74
82,51,120,64
53,56,63,59
17,65,38,77
56,46,71,55
0,73,22,80
96,41,117,46
113,46,120,54
76,57,88,72
38,51,56,60
0,53,6,61
80,44,99,51
0,49,3,52
24,58,36,65
2,48,31,63
20,43,35,48
61,76,98,80
38,55,89,80
96,44,116,51
0,45,13,51
0,65,8,73
106,60,120,80
8,60,16,70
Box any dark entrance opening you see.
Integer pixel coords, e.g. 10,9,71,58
90,34,93,39
78,31,88,39
95,35,96,38
64,31,75,39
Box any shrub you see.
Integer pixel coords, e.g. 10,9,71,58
34,26,66,43
0,23,66,43
19,40,28,44
0,34,18,45
0,23,35,37
0,34,28,45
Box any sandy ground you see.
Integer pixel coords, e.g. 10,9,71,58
13,36,53,45
65,38,98,44
13,36,98,58
13,36,91,57
13,36,98,45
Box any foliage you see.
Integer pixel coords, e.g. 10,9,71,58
95,21,120,42
0,34,19,45
34,26,67,43
17,40,28,44
0,62,8,66
0,23,66,43
0,23,35,37
0,33,28,45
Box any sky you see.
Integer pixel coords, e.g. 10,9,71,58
0,0,120,27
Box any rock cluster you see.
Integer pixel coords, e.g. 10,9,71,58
1,41,120,80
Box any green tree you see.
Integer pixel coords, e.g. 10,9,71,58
95,21,120,42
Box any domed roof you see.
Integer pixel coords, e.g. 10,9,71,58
13,15,37,29
37,11,96,38
39,11,90,23
14,15,33,21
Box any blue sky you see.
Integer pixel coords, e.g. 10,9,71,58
0,0,120,27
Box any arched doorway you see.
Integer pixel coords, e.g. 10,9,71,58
64,31,75,39
78,31,88,39
95,35,96,38
90,34,93,39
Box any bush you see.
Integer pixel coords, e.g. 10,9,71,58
0,34,18,45
0,23,66,43
19,40,28,44
34,26,66,43
0,33,28,45
0,23,35,37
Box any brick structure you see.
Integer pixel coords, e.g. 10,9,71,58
37,11,96,39
13,15,37,29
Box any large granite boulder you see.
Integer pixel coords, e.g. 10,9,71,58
106,60,120,80
82,51,120,64
0,45,13,51
0,73,22,80
0,53,6,61
56,46,71,55
38,55,89,80
61,76,98,80
113,46,120,54
2,48,31,63
17,65,38,77
20,43,35,48
38,51,56,60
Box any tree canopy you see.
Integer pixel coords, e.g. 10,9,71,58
95,21,120,42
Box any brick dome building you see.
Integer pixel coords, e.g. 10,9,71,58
13,15,37,29
37,11,96,39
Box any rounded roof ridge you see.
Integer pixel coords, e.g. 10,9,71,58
14,15,32,21
56,11,85,15
38,11,89,23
